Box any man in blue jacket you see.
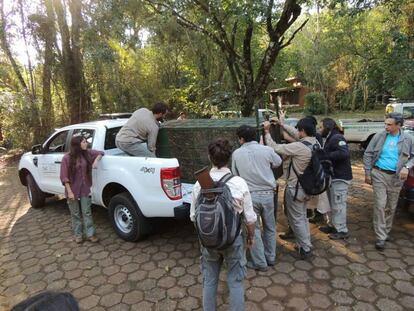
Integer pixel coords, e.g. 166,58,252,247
363,113,414,250
319,118,353,240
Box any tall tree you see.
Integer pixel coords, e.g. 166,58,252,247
144,0,308,116
53,0,91,124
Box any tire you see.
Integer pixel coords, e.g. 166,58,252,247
26,174,46,208
108,192,151,241
361,135,374,149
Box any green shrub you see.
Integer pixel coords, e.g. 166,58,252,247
304,92,326,115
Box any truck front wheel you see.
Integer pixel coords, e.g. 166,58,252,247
26,174,46,208
108,192,151,241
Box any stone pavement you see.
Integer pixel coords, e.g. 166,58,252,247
1,162,414,311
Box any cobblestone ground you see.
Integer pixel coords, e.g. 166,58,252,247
1,162,414,311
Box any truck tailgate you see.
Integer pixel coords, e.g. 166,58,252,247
181,183,193,204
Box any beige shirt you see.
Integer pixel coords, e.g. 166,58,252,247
116,108,159,152
190,167,257,224
265,133,317,187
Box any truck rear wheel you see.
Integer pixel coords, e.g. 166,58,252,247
108,192,151,241
361,135,374,149
26,174,46,208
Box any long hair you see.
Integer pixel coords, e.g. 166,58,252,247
322,118,343,135
69,136,92,183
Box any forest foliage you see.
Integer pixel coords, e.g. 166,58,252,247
0,0,413,148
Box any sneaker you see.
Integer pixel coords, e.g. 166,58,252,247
375,240,385,251
296,247,313,260
75,236,83,244
279,228,295,240
309,210,324,224
88,235,99,243
329,232,350,240
266,260,275,267
385,236,394,242
246,262,268,272
319,226,337,234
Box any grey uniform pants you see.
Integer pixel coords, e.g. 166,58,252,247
285,186,312,252
67,196,95,238
371,168,403,241
327,180,350,233
115,140,155,157
249,192,276,268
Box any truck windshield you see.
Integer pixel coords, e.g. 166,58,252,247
403,107,414,119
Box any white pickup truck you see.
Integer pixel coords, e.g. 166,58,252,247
339,119,385,148
18,119,192,241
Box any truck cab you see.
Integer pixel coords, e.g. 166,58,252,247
385,100,414,119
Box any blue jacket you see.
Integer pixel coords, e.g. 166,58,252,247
323,129,353,181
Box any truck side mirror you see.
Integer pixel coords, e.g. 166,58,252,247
31,144,43,154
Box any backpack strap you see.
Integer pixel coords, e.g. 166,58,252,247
301,140,312,147
288,160,300,201
218,173,234,184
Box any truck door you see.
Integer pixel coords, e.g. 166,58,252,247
37,130,69,194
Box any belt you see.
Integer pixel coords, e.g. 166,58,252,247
250,190,276,194
374,166,396,175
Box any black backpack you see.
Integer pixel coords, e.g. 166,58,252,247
194,173,242,250
290,141,333,199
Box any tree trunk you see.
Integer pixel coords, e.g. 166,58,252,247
53,0,90,124
39,0,55,138
69,0,91,120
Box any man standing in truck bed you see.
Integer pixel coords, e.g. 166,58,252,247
115,102,169,157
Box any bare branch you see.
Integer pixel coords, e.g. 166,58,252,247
192,0,240,60
266,0,274,35
280,18,308,49
243,18,254,84
143,0,225,49
273,0,301,40
230,20,238,49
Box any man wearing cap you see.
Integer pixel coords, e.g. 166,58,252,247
363,112,414,251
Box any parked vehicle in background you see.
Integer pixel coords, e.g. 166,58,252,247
18,119,191,242
339,119,385,148
399,128,414,213
217,110,242,118
216,108,281,121
385,100,414,117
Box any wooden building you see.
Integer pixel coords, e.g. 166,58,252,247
269,77,308,108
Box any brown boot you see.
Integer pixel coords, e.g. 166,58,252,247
88,235,99,243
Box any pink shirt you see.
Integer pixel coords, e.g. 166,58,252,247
60,150,104,199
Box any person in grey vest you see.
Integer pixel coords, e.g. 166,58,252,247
115,102,169,157
190,139,256,311
232,125,282,271
263,118,318,260
318,118,353,240
363,112,414,251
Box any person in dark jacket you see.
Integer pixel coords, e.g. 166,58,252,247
319,118,353,239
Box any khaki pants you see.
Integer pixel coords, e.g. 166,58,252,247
285,186,312,252
327,180,350,233
371,169,403,241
